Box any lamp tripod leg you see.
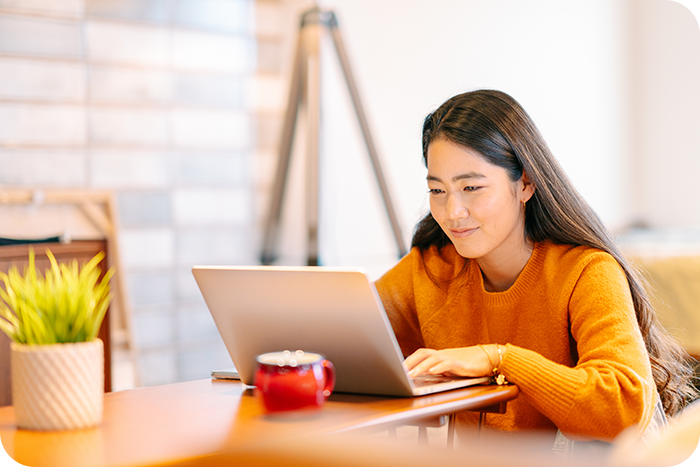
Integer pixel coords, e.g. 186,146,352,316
260,28,306,265
260,7,407,266
303,21,322,266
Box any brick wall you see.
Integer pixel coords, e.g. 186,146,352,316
0,0,295,388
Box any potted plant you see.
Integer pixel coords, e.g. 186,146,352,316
0,248,113,430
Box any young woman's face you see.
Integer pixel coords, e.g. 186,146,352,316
426,138,534,263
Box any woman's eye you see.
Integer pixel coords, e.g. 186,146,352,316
428,188,443,195
464,186,479,192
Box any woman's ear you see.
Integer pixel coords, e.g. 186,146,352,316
521,170,535,203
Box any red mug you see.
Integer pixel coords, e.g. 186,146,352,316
254,350,336,414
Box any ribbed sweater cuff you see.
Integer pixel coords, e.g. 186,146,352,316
501,344,585,422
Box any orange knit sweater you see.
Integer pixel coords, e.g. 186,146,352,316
375,241,655,442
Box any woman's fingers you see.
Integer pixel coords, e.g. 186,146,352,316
405,348,460,377
403,348,436,374
404,346,493,377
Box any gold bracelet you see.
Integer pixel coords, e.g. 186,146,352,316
478,344,497,376
494,344,507,386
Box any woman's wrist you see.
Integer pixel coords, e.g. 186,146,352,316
478,344,496,373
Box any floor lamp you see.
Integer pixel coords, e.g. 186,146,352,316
260,6,408,266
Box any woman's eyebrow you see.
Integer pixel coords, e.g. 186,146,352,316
426,172,487,182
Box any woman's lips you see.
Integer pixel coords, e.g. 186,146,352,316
449,227,477,238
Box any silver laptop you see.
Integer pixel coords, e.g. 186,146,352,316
192,265,490,397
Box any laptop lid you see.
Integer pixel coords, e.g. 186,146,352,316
192,265,488,397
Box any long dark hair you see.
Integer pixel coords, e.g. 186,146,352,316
414,89,696,416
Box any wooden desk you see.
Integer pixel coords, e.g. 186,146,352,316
0,378,518,467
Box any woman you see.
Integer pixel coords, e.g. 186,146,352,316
375,90,695,452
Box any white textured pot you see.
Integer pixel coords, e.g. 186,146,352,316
11,338,104,431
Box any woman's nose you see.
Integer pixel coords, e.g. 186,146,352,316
447,194,468,219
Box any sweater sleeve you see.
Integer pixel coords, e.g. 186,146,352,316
499,253,655,442
374,248,425,357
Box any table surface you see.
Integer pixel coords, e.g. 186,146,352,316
0,378,518,467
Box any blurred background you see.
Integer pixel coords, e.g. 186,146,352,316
0,0,698,390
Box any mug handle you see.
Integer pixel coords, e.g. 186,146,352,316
321,359,336,398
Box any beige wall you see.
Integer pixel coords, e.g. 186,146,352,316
629,0,700,230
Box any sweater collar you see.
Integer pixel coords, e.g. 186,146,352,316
468,241,547,302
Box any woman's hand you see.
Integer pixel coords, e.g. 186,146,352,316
404,346,496,378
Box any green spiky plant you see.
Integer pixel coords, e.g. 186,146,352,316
0,249,114,345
